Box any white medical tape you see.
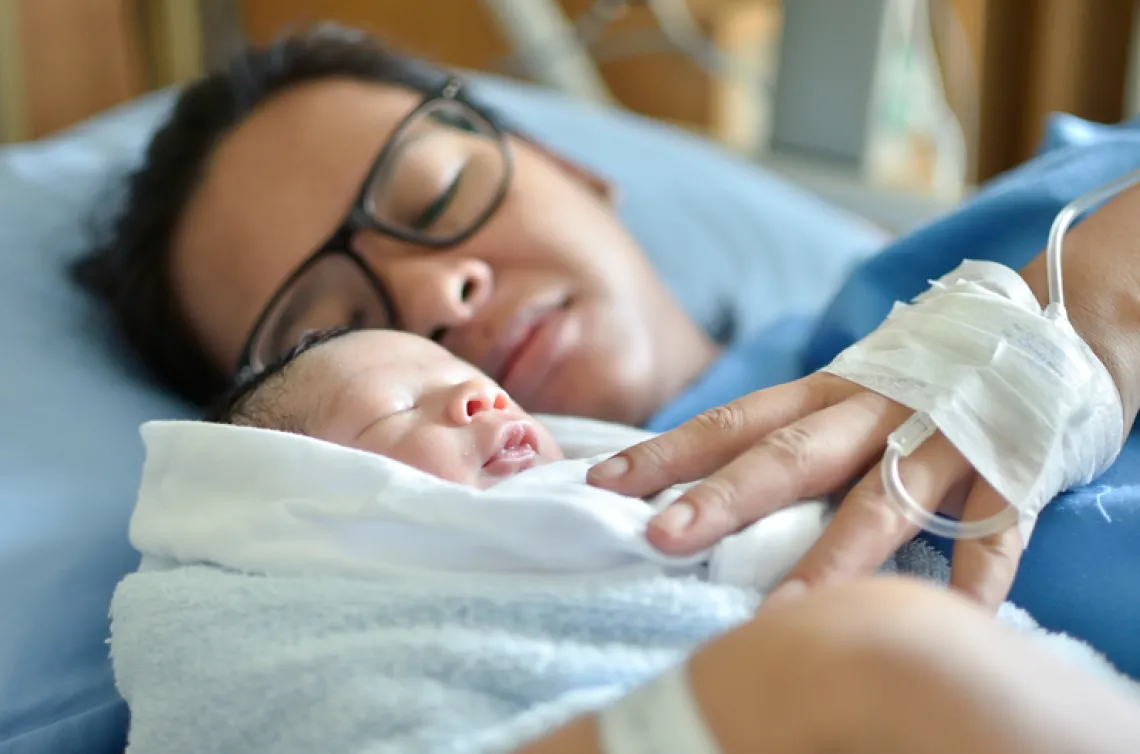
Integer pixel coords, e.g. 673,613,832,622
824,260,1123,544
597,664,723,754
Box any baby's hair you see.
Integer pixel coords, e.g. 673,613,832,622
204,327,355,432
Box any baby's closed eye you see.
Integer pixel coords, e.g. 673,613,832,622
352,399,417,443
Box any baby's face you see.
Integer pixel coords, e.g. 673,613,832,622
288,330,563,488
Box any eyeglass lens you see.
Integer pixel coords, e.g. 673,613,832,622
247,99,506,369
364,99,506,242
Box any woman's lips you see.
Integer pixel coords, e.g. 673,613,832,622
482,421,540,477
498,317,547,386
498,305,575,405
484,302,561,383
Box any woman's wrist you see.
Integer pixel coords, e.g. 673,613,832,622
1019,186,1140,432
516,593,850,754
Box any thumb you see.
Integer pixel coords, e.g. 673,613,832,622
950,479,1023,610
587,380,824,498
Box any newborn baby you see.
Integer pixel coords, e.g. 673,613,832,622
179,327,829,589
208,327,565,489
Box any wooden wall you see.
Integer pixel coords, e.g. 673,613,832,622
1,0,1137,186
240,0,747,131
957,0,1135,180
0,0,148,141
241,0,1139,182
0,0,742,142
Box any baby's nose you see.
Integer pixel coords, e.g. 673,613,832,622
461,383,509,419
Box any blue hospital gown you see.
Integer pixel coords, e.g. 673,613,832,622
648,113,1140,678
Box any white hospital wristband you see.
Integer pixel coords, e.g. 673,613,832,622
597,664,723,754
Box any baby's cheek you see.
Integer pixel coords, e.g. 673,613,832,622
404,439,485,487
535,431,564,462
350,433,438,477
348,431,395,459
532,453,559,469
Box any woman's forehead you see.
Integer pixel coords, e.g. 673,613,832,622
186,79,422,249
169,79,422,367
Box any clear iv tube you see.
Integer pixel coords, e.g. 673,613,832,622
883,167,1140,539
1044,168,1140,315
883,444,1018,539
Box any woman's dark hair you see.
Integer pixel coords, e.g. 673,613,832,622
205,326,354,431
71,24,499,406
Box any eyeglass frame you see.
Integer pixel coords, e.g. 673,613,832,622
234,77,514,373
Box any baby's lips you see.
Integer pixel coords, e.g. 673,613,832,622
481,419,538,467
482,446,538,478
481,420,540,478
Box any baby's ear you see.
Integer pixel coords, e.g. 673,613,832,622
516,136,620,207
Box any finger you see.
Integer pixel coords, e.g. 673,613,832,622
588,374,843,497
950,478,1023,611
645,390,910,555
769,432,972,603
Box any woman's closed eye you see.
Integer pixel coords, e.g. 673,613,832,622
282,305,381,359
346,308,368,330
412,167,465,232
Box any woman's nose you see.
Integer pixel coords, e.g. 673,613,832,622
376,253,493,338
448,380,509,424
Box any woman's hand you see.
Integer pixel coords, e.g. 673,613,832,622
588,371,1023,609
590,181,1140,610
590,175,1140,610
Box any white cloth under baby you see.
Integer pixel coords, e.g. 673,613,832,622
130,419,831,591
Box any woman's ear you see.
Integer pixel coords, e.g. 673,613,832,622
515,136,620,206
549,152,619,206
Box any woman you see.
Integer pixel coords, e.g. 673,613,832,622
77,25,1140,749
75,25,723,428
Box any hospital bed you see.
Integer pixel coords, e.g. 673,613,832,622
2,48,1137,754
0,70,892,753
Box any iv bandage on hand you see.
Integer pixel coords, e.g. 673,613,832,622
824,260,1124,544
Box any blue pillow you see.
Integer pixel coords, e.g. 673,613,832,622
0,91,196,753
0,77,882,753
471,77,888,341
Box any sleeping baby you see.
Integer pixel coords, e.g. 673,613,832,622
116,331,1137,754
133,327,830,589
205,327,567,489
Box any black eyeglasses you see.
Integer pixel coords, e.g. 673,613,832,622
236,78,513,372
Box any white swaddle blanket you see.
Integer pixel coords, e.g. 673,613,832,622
130,418,830,590
113,417,1135,754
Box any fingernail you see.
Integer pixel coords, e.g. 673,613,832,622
764,579,807,609
652,503,696,536
590,455,629,483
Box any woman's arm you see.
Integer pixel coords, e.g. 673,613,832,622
589,184,1140,609
1020,184,1140,423
519,579,849,754
517,578,1140,754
